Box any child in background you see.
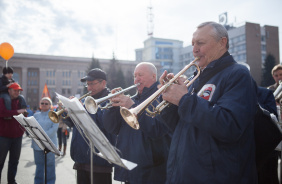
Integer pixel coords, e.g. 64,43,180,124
0,67,27,110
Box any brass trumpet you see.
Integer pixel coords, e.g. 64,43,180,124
84,83,140,114
120,57,200,130
48,91,92,123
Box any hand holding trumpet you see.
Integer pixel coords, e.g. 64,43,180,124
110,87,135,108
159,71,189,106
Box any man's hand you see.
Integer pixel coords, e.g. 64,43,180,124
7,82,14,87
17,109,27,114
158,70,174,89
107,87,134,108
110,94,134,108
162,76,188,106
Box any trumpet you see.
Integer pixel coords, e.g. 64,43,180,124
48,91,92,123
120,57,200,130
84,83,140,114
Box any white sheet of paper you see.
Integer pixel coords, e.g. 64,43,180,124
56,93,137,170
13,114,61,156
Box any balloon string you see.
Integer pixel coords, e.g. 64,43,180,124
6,60,8,68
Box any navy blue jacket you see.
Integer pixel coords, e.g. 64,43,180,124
103,82,172,184
257,86,278,117
0,75,14,94
64,88,115,173
159,54,258,184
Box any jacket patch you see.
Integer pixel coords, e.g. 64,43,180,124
197,84,216,101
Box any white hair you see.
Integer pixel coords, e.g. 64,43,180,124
135,62,157,80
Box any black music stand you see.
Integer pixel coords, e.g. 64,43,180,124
56,93,137,184
14,114,60,184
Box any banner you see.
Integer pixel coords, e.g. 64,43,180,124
41,83,51,99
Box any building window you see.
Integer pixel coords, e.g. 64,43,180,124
261,45,266,51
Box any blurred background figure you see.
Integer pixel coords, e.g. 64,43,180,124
32,97,58,184
56,101,68,156
26,105,34,117
0,67,27,111
0,82,27,184
268,64,282,92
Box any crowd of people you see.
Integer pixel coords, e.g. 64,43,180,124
0,21,282,184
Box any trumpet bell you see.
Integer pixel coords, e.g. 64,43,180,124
84,96,99,114
120,107,139,130
48,110,60,123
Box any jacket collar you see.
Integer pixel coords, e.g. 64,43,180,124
136,82,159,100
92,88,110,99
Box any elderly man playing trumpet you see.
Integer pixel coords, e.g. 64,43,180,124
158,22,258,183
102,62,172,184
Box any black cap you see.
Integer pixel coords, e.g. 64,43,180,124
80,68,107,82
3,67,13,74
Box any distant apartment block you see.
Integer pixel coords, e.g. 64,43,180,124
136,22,280,84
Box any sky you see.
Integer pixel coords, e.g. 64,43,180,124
0,0,281,62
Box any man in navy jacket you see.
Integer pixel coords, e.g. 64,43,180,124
64,68,114,184
103,62,171,184
158,22,258,183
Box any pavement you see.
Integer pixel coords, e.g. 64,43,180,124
1,133,120,184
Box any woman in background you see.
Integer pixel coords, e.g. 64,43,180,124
31,97,59,184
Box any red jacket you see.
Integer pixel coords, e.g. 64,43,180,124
0,98,24,138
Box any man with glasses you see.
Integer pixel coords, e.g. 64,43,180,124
64,68,114,184
0,83,27,184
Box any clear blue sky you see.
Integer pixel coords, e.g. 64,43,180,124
0,0,281,62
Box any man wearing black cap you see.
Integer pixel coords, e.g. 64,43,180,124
64,68,114,184
0,67,27,111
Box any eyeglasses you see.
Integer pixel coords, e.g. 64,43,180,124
41,103,49,105
85,80,102,87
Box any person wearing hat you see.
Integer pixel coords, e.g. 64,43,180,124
31,97,59,184
0,67,27,111
63,68,115,184
0,82,28,184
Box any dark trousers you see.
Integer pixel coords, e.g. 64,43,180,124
258,151,279,184
76,170,112,184
0,136,22,183
57,128,67,147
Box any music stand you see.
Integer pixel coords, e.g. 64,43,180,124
56,93,137,181
14,114,60,184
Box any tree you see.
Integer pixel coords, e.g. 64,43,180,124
106,53,126,89
83,55,102,94
261,54,276,87
87,55,102,72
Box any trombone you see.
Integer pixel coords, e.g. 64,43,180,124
84,83,140,114
48,91,92,123
120,57,200,130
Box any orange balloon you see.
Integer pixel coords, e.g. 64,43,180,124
0,42,14,60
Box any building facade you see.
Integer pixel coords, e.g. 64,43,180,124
0,53,140,109
135,37,183,74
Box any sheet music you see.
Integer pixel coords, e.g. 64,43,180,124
56,93,137,170
14,114,61,156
